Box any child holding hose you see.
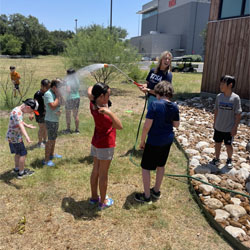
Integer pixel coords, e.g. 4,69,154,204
135,81,180,203
87,82,123,210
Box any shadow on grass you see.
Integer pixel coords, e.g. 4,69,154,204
78,155,93,164
0,170,22,189
26,143,39,151
122,192,143,210
120,148,143,158
61,197,99,220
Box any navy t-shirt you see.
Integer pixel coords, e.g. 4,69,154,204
146,68,172,95
146,99,179,146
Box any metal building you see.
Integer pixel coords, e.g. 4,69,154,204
130,0,211,58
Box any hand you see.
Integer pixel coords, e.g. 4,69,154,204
26,136,32,143
98,107,111,115
139,141,145,150
139,86,149,94
29,114,34,121
231,127,237,137
28,124,36,129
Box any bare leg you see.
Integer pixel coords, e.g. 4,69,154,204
99,160,111,204
90,157,99,199
226,144,233,159
154,167,165,192
66,110,71,130
142,169,151,198
18,155,26,172
50,140,56,158
215,142,222,159
15,154,20,169
72,109,79,131
45,140,55,162
38,123,43,144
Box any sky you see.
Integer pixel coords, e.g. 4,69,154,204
0,0,150,38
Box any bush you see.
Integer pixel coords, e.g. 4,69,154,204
183,55,203,62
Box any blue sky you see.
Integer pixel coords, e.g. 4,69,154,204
0,0,149,38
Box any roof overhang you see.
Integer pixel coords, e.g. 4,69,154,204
137,5,157,14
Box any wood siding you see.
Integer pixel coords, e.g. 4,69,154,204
201,1,250,100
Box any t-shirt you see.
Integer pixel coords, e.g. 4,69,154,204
6,106,23,143
90,102,116,148
146,99,179,146
146,68,172,96
34,90,45,117
66,75,80,100
44,89,60,122
10,71,20,84
215,92,242,132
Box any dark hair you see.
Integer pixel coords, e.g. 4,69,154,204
50,79,59,88
23,98,39,110
154,81,174,98
220,75,235,88
67,68,76,75
41,79,50,87
91,82,112,107
10,66,16,70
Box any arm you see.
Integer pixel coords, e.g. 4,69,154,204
139,118,153,149
173,121,180,128
98,107,123,130
48,89,60,110
231,113,241,136
213,109,218,129
19,122,31,143
23,121,36,129
87,86,94,101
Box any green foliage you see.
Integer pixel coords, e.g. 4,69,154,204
0,34,22,55
127,65,147,82
150,61,156,70
64,24,140,83
183,54,203,62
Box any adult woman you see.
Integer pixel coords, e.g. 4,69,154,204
87,83,123,210
139,51,173,107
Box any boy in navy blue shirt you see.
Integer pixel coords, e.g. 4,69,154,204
135,81,180,203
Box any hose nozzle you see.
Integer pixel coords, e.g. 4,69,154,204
104,64,109,68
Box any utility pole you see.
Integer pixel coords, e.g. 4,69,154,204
75,19,78,33
110,0,112,31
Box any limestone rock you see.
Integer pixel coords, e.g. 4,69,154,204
231,198,241,205
225,226,246,238
199,184,214,195
186,149,199,155
196,141,209,149
215,209,230,220
224,204,247,219
205,174,221,184
202,148,215,154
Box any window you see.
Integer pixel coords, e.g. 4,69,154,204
219,0,250,19
142,10,157,20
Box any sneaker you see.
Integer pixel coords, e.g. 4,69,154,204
37,142,45,148
42,160,55,167
226,158,233,168
150,188,161,199
75,129,80,134
50,154,62,160
134,193,152,204
64,129,72,134
98,198,114,210
13,168,19,173
17,169,34,179
210,158,220,166
89,197,99,205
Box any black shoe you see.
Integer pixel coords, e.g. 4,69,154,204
64,129,72,134
75,129,80,134
150,188,161,199
17,169,34,179
226,158,233,168
134,193,152,204
13,168,19,173
210,158,220,166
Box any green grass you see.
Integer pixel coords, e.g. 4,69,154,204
0,56,232,250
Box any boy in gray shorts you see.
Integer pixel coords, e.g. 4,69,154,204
210,75,242,168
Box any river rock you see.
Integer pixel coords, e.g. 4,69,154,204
204,198,223,209
215,209,230,220
231,198,241,205
224,204,247,219
225,226,246,238
202,148,215,154
196,141,209,149
199,184,214,195
237,168,249,180
186,149,199,155
190,158,200,167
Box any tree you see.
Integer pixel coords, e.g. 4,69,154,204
0,34,22,55
63,24,139,83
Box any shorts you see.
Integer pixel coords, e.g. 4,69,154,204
90,144,114,160
65,98,80,110
14,84,19,90
45,121,59,140
141,143,172,170
213,129,233,145
9,142,27,156
35,115,45,123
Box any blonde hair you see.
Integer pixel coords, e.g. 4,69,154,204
155,51,172,74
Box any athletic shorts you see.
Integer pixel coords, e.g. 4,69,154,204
213,129,233,145
65,98,80,110
14,84,19,90
35,115,45,123
90,144,114,160
45,121,59,140
141,143,172,170
9,142,27,156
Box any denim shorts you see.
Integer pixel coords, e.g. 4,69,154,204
9,142,27,156
90,145,114,160
45,121,59,140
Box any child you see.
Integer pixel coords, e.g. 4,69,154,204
31,79,50,148
10,66,21,97
87,83,123,210
135,81,180,203
210,75,242,169
138,51,173,108
65,68,80,134
6,98,38,179
43,79,62,167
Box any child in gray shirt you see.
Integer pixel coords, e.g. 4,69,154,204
210,75,241,169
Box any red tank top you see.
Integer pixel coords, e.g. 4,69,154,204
90,102,116,148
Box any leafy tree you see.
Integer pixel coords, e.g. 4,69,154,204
0,15,9,35
64,24,139,83
0,33,22,55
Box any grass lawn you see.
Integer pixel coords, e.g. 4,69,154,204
0,56,232,249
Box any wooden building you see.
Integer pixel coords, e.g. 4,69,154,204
201,0,250,100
